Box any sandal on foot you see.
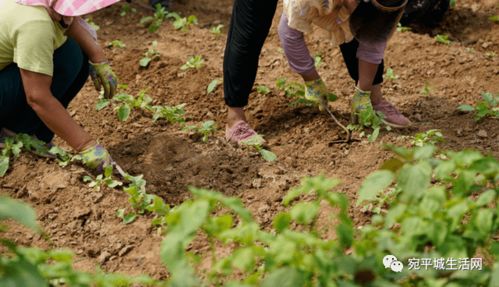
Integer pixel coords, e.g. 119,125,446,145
225,120,260,145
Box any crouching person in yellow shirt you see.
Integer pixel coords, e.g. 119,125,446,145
0,0,120,172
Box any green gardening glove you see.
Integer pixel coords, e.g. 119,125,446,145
351,87,378,126
89,62,118,99
304,79,334,112
79,144,113,172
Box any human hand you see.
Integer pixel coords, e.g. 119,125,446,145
79,143,113,172
304,79,333,112
89,62,118,99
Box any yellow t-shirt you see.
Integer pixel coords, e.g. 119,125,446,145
0,0,67,76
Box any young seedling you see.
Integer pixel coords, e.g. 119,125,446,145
314,54,323,68
489,15,499,23
83,165,123,192
411,129,444,147
458,92,499,121
181,55,205,71
140,4,168,33
435,34,451,45
184,120,217,143
421,81,432,96
206,79,221,95
348,108,385,142
167,12,198,31
151,104,186,124
256,85,271,95
105,39,126,49
139,41,160,68
384,68,399,81
396,23,411,32
207,79,221,94
240,134,277,162
115,90,154,121
119,3,136,17
485,51,497,59
210,24,224,35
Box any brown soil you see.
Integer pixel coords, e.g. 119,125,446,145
1,0,498,279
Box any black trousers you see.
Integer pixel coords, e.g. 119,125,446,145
0,38,89,142
223,0,384,108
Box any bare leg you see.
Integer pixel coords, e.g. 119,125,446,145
227,107,247,128
358,59,378,92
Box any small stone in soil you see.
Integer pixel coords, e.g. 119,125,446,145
477,130,488,138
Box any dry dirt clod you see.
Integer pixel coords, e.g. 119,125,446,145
477,130,488,138
98,251,112,265
118,245,135,257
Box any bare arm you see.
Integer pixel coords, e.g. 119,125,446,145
20,69,93,151
66,18,106,63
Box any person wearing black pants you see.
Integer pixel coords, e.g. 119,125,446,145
223,0,392,143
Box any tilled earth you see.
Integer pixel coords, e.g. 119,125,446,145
1,0,498,279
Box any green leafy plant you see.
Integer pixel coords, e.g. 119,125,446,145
397,23,411,32
105,39,126,49
181,55,205,71
184,120,217,143
435,34,451,45
0,134,73,177
140,4,168,33
167,12,198,31
119,3,136,17
489,15,499,23
458,92,499,121
348,108,385,142
83,165,123,191
96,87,185,124
159,145,497,286
256,85,271,95
207,79,221,94
0,195,158,286
411,129,444,147
421,81,432,96
276,78,337,107
139,41,160,68
314,54,323,68
240,134,277,162
385,67,399,81
210,24,224,35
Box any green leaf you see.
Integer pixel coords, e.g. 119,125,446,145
273,212,291,233
240,134,265,147
476,190,496,206
139,57,152,68
290,202,319,225
457,104,475,112
262,267,306,287
117,104,131,122
474,209,493,236
489,15,499,23
368,127,380,142
357,170,394,205
207,79,220,94
397,162,432,202
116,209,137,224
0,253,48,287
0,196,39,231
96,98,110,111
259,149,277,162
0,156,10,177
490,263,499,287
